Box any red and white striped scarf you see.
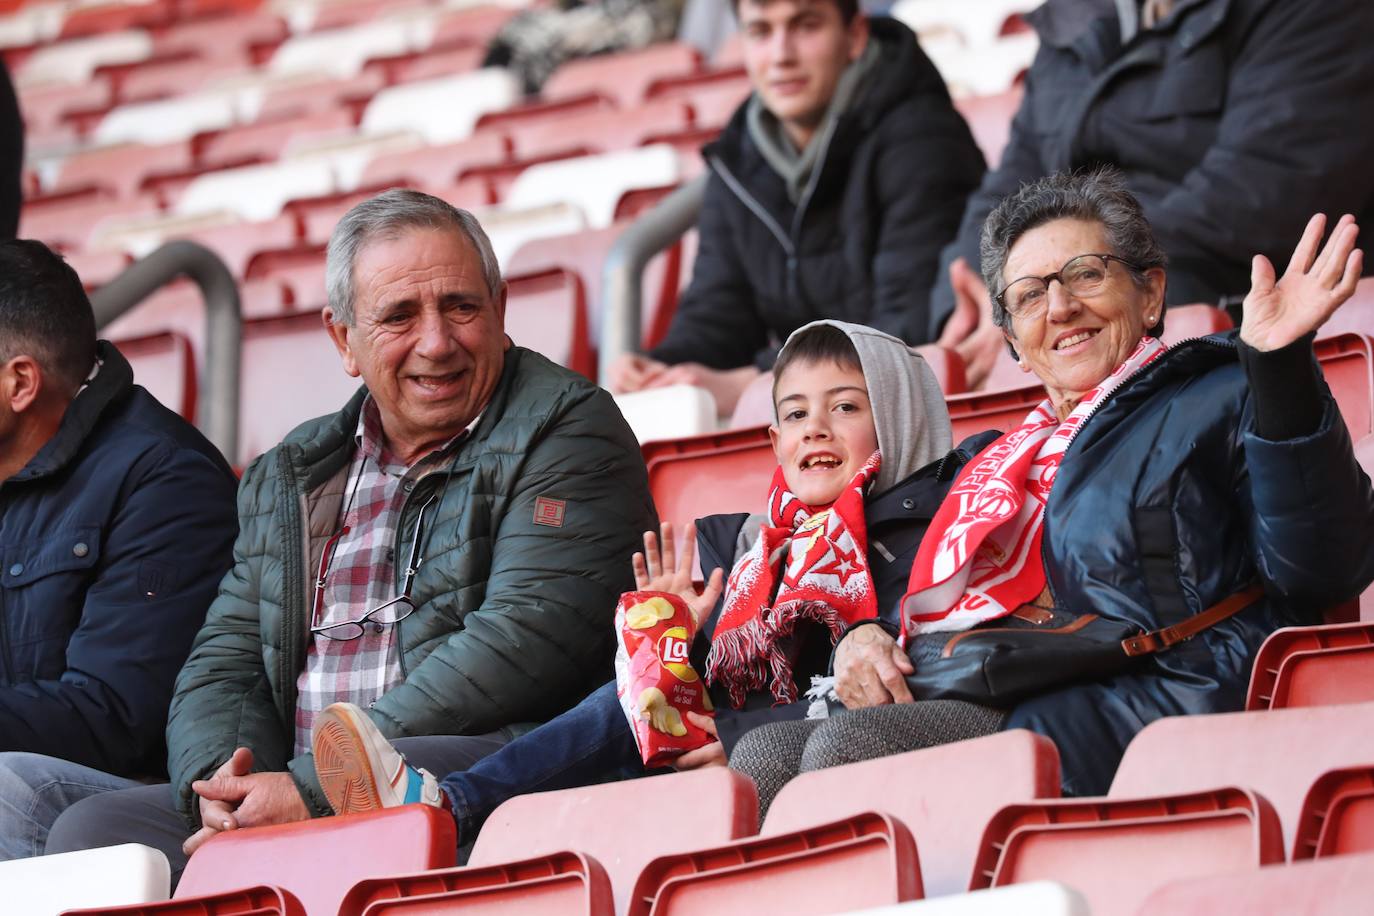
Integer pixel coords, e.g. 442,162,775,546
899,337,1167,639
706,452,881,707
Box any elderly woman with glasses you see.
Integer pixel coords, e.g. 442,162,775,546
730,168,1374,804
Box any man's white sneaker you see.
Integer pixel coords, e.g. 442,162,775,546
312,702,442,814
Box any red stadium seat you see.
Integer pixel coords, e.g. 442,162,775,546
1319,276,1374,340
52,141,195,199
504,268,595,378
66,884,304,916
644,68,750,130
1292,766,1374,860
59,1,173,39
16,79,114,145
170,807,455,916
66,250,133,289
337,851,613,916
193,109,356,169
358,134,509,193
627,812,920,916
1160,303,1233,341
1315,332,1374,439
116,57,247,106
1246,622,1374,710
241,244,327,314
175,214,301,279
153,12,287,62
968,788,1283,916
1109,701,1374,852
19,190,161,251
504,99,694,161
114,331,198,421
946,380,1042,441
363,44,485,85
1138,850,1374,915
429,5,521,50
543,43,702,109
953,86,1022,169
764,730,1060,898
640,425,776,531
469,768,758,915
256,70,387,123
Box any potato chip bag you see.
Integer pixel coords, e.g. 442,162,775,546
614,590,715,766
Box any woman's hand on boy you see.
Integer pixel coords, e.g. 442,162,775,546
833,625,915,709
632,522,725,629
672,713,726,770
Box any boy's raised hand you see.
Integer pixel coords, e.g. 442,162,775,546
632,522,725,629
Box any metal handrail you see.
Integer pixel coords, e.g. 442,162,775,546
598,174,707,386
91,240,241,460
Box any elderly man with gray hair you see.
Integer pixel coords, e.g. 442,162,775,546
42,189,656,878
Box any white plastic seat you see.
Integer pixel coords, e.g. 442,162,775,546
360,68,521,144
286,130,425,193
0,3,66,51
504,144,682,230
841,883,1090,916
176,159,337,221
480,202,588,269
19,29,154,86
270,12,436,79
891,0,1039,46
925,32,1039,98
94,91,241,146
0,843,170,912
613,384,719,443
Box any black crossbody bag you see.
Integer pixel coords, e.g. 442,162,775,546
902,585,1265,707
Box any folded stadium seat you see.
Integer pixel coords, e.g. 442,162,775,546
460,148,592,204
88,209,244,265
614,385,719,444
428,4,522,52
304,0,432,32
611,183,682,223
152,12,288,63
475,91,611,135
1108,701,1374,853
237,310,365,464
1136,849,1374,915
268,14,435,81
1319,276,1374,339
1314,332,1374,439
640,425,776,529
357,132,510,191
337,851,613,916
66,249,133,289
945,381,1044,442
362,43,485,85
504,145,682,230
645,69,752,131
628,812,920,916
953,86,1023,169
19,29,155,86
101,279,208,355
241,243,327,315
94,90,242,146
68,885,304,916
0,843,169,913
503,267,595,377
891,0,1041,48
18,189,162,251
542,42,702,109
360,68,522,145
114,56,248,107
1246,621,1374,711
57,1,174,39
112,330,199,420
833,882,1089,916
16,79,114,144
503,99,694,162
763,731,1061,899
288,130,428,193
50,140,195,199
249,68,388,123
0,2,65,50
968,788,1283,916
469,768,758,916
505,221,682,347
286,178,492,248
174,158,337,221
192,109,356,170
1291,765,1374,861
1162,303,1235,341
480,201,587,267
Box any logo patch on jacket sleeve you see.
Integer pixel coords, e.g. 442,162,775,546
533,496,567,527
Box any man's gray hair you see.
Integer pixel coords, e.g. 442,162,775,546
325,188,503,326
979,168,1169,337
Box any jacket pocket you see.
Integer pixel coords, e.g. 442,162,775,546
1145,44,1225,119
1,527,102,680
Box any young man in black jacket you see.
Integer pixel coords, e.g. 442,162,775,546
0,59,21,239
609,0,984,415
0,241,239,859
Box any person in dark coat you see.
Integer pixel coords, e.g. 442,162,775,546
932,0,1374,388
0,58,22,239
733,169,1374,802
609,0,984,415
0,240,239,859
282,321,1000,850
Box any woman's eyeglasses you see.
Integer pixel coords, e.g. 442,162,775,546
311,473,446,641
996,253,1145,319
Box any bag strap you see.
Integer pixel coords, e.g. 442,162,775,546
1120,584,1265,657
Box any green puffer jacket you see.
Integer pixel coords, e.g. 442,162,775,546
166,347,657,824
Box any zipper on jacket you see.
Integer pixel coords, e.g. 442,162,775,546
709,155,795,258
1037,335,1238,611
278,449,307,724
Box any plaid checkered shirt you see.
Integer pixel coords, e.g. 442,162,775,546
293,398,469,755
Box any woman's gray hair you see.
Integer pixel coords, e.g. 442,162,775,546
979,168,1168,338
325,188,502,326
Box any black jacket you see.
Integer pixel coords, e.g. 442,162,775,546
689,433,998,754
1004,333,1374,795
0,58,21,239
651,17,985,370
0,343,238,777
930,0,1374,334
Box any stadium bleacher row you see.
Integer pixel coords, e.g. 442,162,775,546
4,0,1374,913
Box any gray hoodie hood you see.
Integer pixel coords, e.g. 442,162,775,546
777,319,952,495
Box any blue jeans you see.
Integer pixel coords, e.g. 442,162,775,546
441,680,649,841
0,753,143,860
